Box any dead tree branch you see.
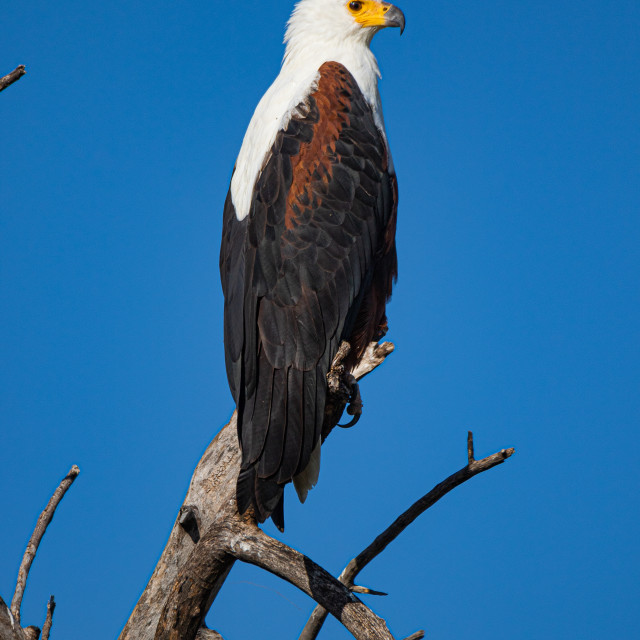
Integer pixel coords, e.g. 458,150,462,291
2,467,78,640
0,66,26,93
230,525,396,640
155,517,397,640
299,433,515,640
11,466,80,625
121,342,395,640
121,345,513,640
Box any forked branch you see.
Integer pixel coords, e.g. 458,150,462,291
11,465,80,625
230,525,397,640
299,433,515,640
123,344,514,640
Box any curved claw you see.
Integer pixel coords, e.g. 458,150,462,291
338,380,362,428
338,413,362,429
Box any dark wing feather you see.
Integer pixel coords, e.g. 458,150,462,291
220,62,398,526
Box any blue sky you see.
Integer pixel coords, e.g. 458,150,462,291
1,1,638,638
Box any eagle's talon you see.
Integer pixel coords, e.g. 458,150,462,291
338,377,362,428
338,413,361,429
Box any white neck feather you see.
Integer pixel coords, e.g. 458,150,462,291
230,8,389,221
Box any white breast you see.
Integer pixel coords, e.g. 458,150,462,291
230,43,388,222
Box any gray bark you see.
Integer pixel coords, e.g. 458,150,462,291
0,597,27,640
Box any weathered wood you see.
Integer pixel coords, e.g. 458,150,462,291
1,597,19,640
298,434,515,640
228,525,397,640
155,515,397,640
0,66,26,93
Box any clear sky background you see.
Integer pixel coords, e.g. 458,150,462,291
1,1,638,638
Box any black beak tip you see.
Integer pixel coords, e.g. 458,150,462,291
386,6,406,35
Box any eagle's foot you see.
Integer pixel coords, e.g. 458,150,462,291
327,341,362,428
338,374,362,429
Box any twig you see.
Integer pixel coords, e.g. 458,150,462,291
299,436,515,640
468,430,475,464
350,585,387,596
11,465,80,624
401,632,425,640
41,596,56,640
0,66,26,92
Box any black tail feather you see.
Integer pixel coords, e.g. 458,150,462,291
236,464,285,531
270,492,285,532
236,466,256,516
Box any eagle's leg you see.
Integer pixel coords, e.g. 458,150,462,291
326,342,364,429
327,341,351,392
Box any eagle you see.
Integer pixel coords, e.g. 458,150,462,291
220,0,404,531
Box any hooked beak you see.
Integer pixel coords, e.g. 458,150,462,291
384,4,406,35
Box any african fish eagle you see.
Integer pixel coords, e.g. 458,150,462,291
220,0,404,531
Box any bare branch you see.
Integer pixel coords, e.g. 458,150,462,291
0,66,26,93
228,525,397,640
299,437,515,640
401,632,425,640
11,466,80,624
155,517,397,640
41,597,55,640
468,430,475,464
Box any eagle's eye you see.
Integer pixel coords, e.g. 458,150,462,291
348,1,363,12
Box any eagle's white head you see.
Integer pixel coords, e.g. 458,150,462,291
285,0,405,55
